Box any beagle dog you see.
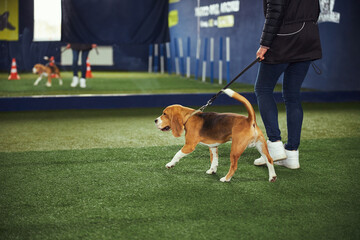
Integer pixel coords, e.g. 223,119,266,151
32,63,63,87
155,89,277,182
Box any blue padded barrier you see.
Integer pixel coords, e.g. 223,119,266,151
0,91,359,111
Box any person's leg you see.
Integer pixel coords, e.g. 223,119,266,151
72,49,79,77
282,61,311,150
255,62,288,142
80,50,90,78
275,61,311,169
79,50,90,88
253,62,288,165
71,49,80,87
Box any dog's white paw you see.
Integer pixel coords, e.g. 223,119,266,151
166,162,175,169
206,168,217,175
269,175,277,182
220,176,231,182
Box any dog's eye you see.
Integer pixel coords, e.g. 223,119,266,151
163,113,166,116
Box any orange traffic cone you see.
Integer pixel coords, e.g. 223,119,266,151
8,58,20,80
49,56,55,67
85,58,93,78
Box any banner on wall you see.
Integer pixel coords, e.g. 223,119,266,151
61,0,170,44
0,0,19,41
194,0,240,29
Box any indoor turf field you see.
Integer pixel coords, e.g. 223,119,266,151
2,0,359,239
0,71,283,97
1,100,359,239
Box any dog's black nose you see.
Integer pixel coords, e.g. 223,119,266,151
154,119,158,123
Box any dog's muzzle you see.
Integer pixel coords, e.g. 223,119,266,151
155,117,170,131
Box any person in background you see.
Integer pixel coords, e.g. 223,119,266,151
253,0,322,169
66,43,97,88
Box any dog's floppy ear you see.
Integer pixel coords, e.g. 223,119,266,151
171,112,184,138
35,64,43,71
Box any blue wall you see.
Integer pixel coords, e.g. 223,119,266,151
168,0,360,91
1,0,359,91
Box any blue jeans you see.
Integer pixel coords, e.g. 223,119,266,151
72,49,90,78
254,61,311,150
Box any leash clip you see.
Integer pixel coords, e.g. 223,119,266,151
198,99,211,112
198,89,225,112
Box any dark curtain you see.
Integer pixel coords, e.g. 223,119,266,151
61,0,170,44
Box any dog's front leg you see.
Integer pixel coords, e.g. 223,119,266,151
166,144,196,168
206,147,218,174
166,150,188,168
33,76,42,86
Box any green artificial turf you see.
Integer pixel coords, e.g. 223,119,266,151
0,103,359,152
1,103,360,240
0,71,283,97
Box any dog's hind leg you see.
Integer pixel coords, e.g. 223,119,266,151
220,139,248,182
255,136,277,182
57,72,63,86
206,147,218,174
46,75,52,87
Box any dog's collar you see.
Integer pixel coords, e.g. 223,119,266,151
183,109,202,126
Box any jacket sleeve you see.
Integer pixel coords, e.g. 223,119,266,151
260,0,287,48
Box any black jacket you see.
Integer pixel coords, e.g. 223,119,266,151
260,0,322,64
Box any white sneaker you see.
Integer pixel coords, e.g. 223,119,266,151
254,140,287,166
80,78,86,88
275,150,300,169
71,76,79,87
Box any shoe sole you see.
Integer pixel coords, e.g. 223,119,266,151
285,165,300,169
254,156,287,166
274,162,300,169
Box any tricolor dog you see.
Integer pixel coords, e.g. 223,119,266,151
155,89,277,182
32,63,63,87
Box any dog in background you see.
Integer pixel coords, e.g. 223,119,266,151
155,89,277,182
32,56,63,87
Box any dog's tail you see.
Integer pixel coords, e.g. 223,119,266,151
223,88,256,123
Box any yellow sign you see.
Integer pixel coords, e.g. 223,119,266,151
0,0,19,41
217,15,234,28
168,10,179,28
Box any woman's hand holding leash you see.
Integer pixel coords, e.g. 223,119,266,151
256,46,269,61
